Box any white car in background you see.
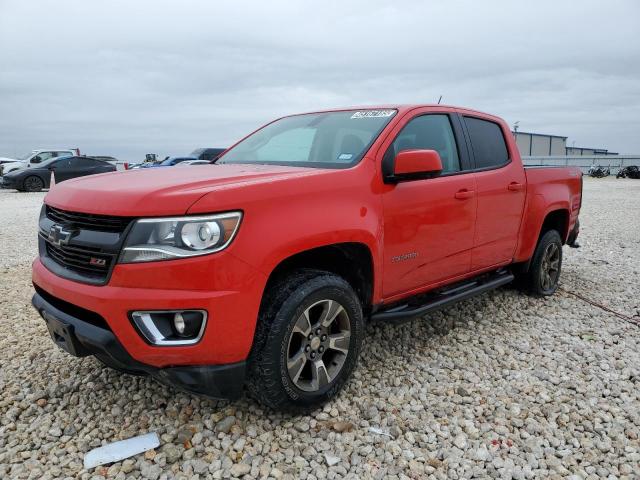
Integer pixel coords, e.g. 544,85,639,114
0,149,79,176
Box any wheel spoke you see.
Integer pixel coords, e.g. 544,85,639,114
292,310,312,336
319,300,344,328
287,350,307,384
328,331,350,355
311,359,331,390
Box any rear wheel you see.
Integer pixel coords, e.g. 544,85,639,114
23,175,44,192
246,270,364,411
521,230,563,296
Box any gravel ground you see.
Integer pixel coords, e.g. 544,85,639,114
1,178,639,479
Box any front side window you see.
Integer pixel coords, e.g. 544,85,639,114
33,151,55,163
51,158,72,170
220,110,397,168
385,114,461,174
464,116,509,169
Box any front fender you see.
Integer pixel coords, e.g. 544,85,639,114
187,161,385,302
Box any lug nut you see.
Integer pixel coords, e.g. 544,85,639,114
321,334,327,341
316,328,322,335
319,346,325,353
305,345,310,352
308,334,313,340
310,352,316,359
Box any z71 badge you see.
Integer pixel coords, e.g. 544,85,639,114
391,252,418,263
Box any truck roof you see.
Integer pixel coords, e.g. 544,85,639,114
289,104,503,122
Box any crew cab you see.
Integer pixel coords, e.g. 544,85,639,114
0,148,80,175
31,105,582,410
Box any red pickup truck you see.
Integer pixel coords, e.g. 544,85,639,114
32,105,582,410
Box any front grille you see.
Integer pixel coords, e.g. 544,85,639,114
45,242,115,281
46,206,132,233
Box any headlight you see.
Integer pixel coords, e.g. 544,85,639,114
119,211,242,263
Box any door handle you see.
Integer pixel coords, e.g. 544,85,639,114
454,189,475,200
508,182,525,191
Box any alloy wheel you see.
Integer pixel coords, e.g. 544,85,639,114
286,299,351,392
540,242,560,291
24,176,44,192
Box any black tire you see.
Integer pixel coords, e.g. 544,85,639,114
521,230,563,296
23,175,44,192
246,270,364,411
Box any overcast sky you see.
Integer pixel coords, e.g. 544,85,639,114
1,0,639,160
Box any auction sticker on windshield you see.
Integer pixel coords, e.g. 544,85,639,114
351,110,395,119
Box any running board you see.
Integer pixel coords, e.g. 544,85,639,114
371,271,514,324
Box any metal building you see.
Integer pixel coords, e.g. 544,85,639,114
565,146,618,156
513,131,617,156
513,131,567,156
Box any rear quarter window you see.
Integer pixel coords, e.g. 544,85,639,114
464,116,509,169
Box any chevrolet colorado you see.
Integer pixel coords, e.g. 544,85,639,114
32,105,582,410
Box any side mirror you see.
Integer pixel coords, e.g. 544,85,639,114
31,156,42,164
388,149,443,183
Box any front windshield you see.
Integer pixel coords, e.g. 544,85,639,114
219,109,397,168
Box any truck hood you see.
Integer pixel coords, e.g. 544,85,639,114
0,156,17,162
44,163,326,216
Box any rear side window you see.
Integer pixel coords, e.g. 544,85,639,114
70,157,97,168
464,117,509,169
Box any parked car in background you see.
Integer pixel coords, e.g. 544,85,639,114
0,149,80,176
177,160,213,166
140,156,197,168
89,156,118,163
190,148,226,161
1,155,115,192
32,105,582,410
88,156,130,171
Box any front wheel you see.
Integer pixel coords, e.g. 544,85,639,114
246,271,364,411
521,230,563,296
23,175,44,192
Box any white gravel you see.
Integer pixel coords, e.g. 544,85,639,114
1,178,639,479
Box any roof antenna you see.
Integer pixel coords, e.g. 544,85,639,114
437,95,442,104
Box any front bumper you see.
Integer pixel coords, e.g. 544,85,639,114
32,254,266,367
0,176,18,189
32,290,246,399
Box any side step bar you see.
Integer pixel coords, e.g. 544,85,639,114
371,271,514,324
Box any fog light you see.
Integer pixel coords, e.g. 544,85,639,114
174,312,186,335
130,310,207,346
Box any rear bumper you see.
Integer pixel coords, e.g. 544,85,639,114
32,291,246,399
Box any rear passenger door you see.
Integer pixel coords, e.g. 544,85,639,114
461,115,526,270
381,111,477,298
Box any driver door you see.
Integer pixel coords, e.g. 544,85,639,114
381,111,477,299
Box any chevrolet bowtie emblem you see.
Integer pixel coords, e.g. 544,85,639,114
48,224,73,247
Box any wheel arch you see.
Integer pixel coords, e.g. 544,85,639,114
515,207,570,274
262,242,375,314
539,208,570,243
